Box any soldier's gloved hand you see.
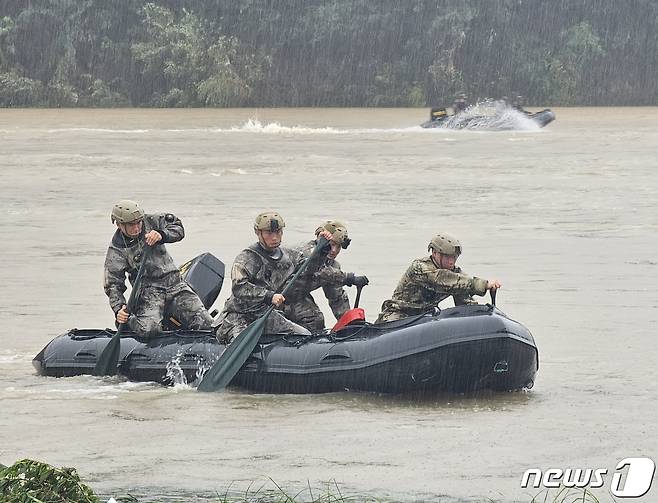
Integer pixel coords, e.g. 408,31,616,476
317,230,333,255
345,273,369,288
116,305,129,324
352,275,369,288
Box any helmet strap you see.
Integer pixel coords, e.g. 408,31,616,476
430,250,441,268
256,231,280,253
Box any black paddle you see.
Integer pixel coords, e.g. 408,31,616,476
197,237,329,392
490,288,497,307
93,245,151,376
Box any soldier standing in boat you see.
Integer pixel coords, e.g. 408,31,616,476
375,233,501,323
214,212,333,344
283,221,369,332
104,199,213,337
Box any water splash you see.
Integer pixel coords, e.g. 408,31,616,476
227,119,421,135
441,100,542,131
236,118,346,135
210,168,248,176
165,350,189,386
165,350,216,388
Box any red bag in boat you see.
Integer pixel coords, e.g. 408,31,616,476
332,308,366,332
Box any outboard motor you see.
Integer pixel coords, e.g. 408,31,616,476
179,253,225,309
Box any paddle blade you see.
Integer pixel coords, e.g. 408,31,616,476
197,314,268,392
92,331,121,376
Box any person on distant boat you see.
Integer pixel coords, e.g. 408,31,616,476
452,93,469,114
494,96,511,113
375,233,501,323
214,212,332,343
283,221,368,332
512,95,529,114
104,200,213,337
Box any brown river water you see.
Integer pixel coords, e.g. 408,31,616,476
0,108,657,502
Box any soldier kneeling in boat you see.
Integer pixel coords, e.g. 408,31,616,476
376,233,501,323
104,200,213,337
283,221,369,332
214,212,332,344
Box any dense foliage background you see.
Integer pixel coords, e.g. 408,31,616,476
1,0,656,107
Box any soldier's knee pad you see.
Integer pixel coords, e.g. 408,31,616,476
132,316,161,337
215,318,242,344
182,309,213,330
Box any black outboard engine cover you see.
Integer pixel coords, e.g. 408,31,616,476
179,253,224,309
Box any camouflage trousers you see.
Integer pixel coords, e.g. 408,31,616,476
214,309,311,344
283,295,325,332
375,300,425,324
128,282,213,337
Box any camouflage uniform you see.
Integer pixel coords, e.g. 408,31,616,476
282,239,351,332
376,256,488,323
215,243,322,343
104,213,213,336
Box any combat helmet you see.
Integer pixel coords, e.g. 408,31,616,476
254,211,285,232
428,233,461,257
315,220,351,249
111,200,144,224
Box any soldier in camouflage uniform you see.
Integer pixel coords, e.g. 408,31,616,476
215,212,332,344
284,221,369,331
376,233,501,323
104,200,213,337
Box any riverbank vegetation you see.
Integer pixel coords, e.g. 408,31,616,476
0,459,612,502
1,1,656,108
0,459,98,503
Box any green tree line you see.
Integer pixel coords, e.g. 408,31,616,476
1,0,656,107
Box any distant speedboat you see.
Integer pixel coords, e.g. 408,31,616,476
421,106,556,130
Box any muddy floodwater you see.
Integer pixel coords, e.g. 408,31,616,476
1,108,657,502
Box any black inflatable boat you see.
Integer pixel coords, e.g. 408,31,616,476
420,107,555,129
33,304,538,394
32,252,538,394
